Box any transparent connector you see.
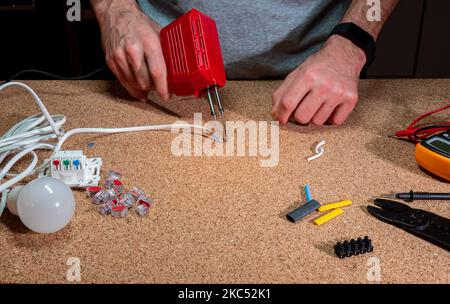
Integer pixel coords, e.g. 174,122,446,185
137,195,154,207
119,192,136,208
104,170,122,189
105,178,117,189
130,186,146,199
98,199,116,216
92,188,116,205
111,204,128,218
86,186,102,198
135,203,150,217
87,169,153,218
135,195,153,217
107,170,122,179
112,179,124,195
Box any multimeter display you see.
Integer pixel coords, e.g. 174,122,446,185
426,137,450,154
423,132,450,157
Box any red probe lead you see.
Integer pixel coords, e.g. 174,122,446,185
394,104,450,142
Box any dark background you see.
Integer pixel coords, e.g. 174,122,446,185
0,0,449,80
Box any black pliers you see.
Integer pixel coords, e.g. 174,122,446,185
367,199,450,251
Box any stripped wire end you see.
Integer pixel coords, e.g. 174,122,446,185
210,132,223,144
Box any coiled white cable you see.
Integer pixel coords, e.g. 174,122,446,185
0,81,213,215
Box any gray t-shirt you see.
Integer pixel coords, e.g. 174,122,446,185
137,0,350,79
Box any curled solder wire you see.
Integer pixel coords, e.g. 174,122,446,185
307,140,326,161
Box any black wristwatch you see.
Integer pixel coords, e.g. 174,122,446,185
329,22,376,77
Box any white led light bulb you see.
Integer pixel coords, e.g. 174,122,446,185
16,177,75,233
6,185,24,216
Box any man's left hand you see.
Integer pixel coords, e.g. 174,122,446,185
271,35,367,126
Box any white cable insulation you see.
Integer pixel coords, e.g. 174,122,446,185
53,124,210,154
0,82,62,135
307,140,325,161
0,150,38,194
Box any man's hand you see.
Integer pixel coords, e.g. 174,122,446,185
271,35,366,126
271,0,399,126
91,0,169,101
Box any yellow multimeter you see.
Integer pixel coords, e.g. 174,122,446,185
415,131,450,181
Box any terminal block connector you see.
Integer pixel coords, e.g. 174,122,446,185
39,150,102,187
334,236,373,259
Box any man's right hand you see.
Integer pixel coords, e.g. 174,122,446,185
91,0,169,101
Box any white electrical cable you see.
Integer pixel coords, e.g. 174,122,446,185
307,140,326,161
0,81,214,215
53,124,207,154
0,82,62,135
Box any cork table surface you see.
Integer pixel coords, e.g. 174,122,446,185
0,80,449,284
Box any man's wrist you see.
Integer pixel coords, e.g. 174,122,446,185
91,0,140,29
324,35,367,74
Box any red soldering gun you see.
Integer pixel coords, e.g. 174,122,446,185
160,9,226,120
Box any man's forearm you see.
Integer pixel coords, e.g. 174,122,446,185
341,0,400,40
90,0,141,29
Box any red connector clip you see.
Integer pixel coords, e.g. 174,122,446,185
161,9,226,121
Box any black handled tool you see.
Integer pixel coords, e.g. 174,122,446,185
381,191,450,202
367,199,450,251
